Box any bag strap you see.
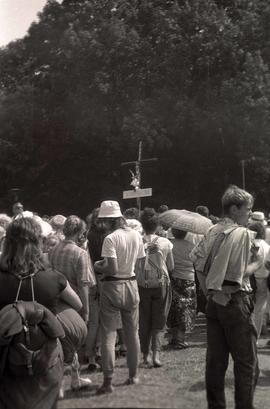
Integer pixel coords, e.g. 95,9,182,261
203,234,225,276
14,273,37,303
144,236,159,268
203,226,238,276
152,236,159,245
13,302,34,375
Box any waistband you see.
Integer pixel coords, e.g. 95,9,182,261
222,280,239,286
209,289,253,299
102,276,136,282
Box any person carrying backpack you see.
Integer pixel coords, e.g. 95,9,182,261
136,208,174,367
0,217,83,409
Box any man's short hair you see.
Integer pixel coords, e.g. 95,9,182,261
222,185,254,214
63,215,85,238
195,205,209,217
157,204,169,214
123,207,139,220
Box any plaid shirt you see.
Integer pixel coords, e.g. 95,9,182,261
48,239,96,294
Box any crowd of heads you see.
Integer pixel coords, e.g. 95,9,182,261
1,184,270,263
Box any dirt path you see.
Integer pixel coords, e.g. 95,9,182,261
58,314,270,409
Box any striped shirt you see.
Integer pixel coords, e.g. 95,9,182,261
49,239,96,294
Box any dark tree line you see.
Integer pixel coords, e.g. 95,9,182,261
1,0,270,216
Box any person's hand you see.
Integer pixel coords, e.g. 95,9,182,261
94,259,104,272
94,259,104,267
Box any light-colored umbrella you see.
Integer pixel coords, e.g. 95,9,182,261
159,209,212,235
158,209,181,229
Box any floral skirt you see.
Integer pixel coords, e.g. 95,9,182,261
167,277,197,333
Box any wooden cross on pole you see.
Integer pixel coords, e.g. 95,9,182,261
121,141,158,212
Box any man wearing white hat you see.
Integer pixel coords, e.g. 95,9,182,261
94,200,145,394
249,211,267,226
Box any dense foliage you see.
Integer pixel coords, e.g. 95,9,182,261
1,0,270,216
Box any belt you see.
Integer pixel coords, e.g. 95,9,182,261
222,280,239,286
102,276,136,282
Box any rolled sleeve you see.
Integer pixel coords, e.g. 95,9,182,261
76,249,97,288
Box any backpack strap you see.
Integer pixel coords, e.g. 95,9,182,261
14,273,37,303
152,236,160,245
203,226,238,277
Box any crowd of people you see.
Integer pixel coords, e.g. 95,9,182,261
0,185,270,409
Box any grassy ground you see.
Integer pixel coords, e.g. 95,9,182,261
58,314,270,409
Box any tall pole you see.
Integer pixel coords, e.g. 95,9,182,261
240,160,246,190
136,141,142,213
121,142,157,212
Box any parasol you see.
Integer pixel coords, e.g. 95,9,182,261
159,209,212,235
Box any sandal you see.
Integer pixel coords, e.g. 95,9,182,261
171,340,189,350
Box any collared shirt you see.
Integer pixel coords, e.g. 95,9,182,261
190,217,237,274
49,239,96,294
190,217,253,304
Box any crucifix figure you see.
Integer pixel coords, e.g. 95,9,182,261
129,170,140,191
121,141,157,211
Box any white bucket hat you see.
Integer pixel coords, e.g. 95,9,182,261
250,211,267,226
98,201,123,218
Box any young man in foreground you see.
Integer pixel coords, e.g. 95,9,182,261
191,185,262,409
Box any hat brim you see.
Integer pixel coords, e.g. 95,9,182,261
98,212,123,218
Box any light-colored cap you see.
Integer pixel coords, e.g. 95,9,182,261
98,201,123,218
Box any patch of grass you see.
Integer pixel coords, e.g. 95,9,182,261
58,316,270,409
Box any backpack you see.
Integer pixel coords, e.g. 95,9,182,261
136,236,169,288
0,272,65,379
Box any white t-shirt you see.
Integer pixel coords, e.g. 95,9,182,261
254,238,270,279
144,234,173,260
102,227,145,277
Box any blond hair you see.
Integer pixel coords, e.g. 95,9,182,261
222,185,254,214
